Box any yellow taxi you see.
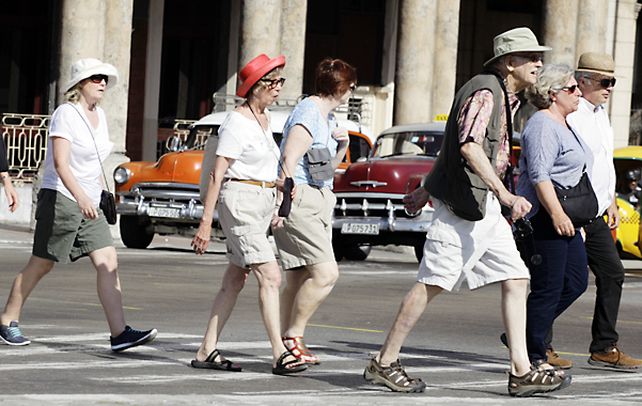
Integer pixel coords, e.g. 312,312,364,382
613,146,642,258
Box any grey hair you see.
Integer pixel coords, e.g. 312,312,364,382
525,64,574,109
248,67,283,100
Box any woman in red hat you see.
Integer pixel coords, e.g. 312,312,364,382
191,54,306,375
272,58,357,366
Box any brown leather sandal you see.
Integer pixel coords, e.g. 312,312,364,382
282,336,320,365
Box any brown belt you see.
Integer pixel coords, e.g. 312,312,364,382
228,178,276,188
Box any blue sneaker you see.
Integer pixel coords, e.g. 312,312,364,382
0,321,31,346
110,325,157,352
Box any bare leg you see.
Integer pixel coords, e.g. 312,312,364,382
1,256,55,325
501,278,532,376
89,246,126,336
378,283,442,365
280,268,307,334
194,263,248,362
281,261,339,337
250,261,292,366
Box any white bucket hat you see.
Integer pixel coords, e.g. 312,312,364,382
64,58,119,92
483,27,551,67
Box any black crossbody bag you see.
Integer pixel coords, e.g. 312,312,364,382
70,104,117,224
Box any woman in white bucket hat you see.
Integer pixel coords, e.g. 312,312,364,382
0,58,157,352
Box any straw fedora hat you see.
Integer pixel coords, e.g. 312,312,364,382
236,54,286,98
484,27,551,67
65,58,118,93
576,52,615,76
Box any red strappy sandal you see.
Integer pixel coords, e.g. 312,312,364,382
282,336,320,365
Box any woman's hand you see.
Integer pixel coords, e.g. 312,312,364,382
191,222,212,255
271,207,285,229
77,195,98,219
2,176,18,212
403,187,430,214
551,211,575,237
332,127,350,145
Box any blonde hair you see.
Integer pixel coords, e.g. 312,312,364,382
525,64,574,109
248,67,283,100
64,85,82,103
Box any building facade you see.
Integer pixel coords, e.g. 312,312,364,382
1,0,641,171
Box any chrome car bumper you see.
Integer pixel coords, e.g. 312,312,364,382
332,212,433,233
117,182,210,222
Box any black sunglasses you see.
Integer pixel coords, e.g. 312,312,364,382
561,85,578,93
591,77,616,89
513,53,544,63
88,74,109,84
260,77,286,88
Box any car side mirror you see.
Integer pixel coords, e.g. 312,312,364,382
166,135,183,152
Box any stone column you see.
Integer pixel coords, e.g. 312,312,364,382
543,0,579,66
576,0,609,55
394,0,437,124
141,0,164,161
431,0,460,119
58,0,106,103
610,0,640,148
239,0,282,70
280,0,307,100
103,0,134,158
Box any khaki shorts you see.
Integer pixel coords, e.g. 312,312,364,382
218,181,276,267
416,192,530,291
273,184,336,270
32,189,114,263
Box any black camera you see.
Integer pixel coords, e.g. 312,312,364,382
513,217,542,266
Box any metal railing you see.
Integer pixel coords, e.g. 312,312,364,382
1,113,50,182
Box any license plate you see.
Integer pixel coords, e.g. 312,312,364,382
341,223,379,235
147,206,181,218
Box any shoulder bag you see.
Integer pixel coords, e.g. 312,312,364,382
554,167,598,228
70,104,117,224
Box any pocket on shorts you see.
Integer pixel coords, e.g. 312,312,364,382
425,227,462,248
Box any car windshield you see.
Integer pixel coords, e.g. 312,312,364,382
372,130,443,158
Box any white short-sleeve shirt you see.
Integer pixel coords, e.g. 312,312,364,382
216,111,280,182
42,103,114,206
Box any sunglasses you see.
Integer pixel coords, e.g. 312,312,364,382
588,76,616,89
260,77,286,88
88,74,109,84
560,85,578,93
512,53,544,63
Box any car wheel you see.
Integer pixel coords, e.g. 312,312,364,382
414,241,425,262
343,244,371,261
119,215,154,249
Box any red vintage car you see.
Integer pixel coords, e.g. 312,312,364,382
332,122,445,261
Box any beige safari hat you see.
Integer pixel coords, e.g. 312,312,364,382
576,52,615,76
484,27,551,67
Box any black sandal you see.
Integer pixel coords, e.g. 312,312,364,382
191,349,242,372
272,351,308,375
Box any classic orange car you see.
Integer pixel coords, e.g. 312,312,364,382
113,107,374,249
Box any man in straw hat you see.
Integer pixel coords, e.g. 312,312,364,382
363,27,571,397
564,52,642,371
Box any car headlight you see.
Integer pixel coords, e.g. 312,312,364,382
113,167,131,185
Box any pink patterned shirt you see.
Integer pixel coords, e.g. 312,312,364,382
457,89,520,177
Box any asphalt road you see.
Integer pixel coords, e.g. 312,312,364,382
1,226,642,405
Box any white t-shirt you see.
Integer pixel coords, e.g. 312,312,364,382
42,103,114,206
567,98,616,214
216,111,280,182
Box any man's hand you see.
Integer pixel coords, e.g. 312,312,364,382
3,181,18,212
191,221,212,255
77,195,98,219
606,200,619,229
403,187,430,214
509,195,532,221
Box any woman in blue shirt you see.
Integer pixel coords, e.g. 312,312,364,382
517,64,592,370
273,58,356,365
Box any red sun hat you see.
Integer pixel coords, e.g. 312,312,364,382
236,53,286,98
